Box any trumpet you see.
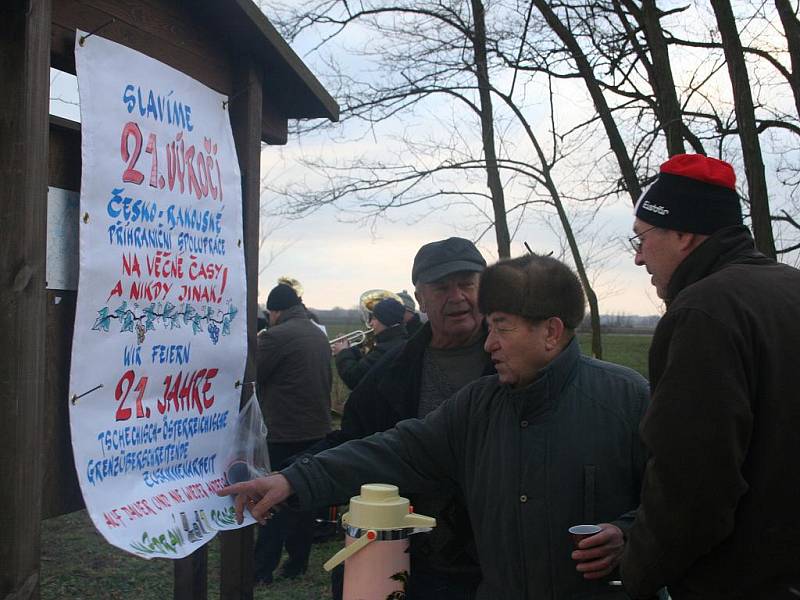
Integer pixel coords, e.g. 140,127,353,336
329,328,374,349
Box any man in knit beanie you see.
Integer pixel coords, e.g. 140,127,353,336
254,282,332,584
628,153,742,301
621,154,800,599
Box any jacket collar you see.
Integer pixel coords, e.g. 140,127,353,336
398,320,434,366
382,320,493,418
275,304,308,325
506,336,580,410
665,225,770,304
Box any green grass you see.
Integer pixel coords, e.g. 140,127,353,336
41,510,342,600
577,332,652,378
41,330,651,599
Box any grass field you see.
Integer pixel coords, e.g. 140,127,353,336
41,331,652,599
576,332,651,378
40,510,340,600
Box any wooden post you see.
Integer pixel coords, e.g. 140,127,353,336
174,546,208,600
218,56,263,600
0,1,52,599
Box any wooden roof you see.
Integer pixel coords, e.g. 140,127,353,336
49,0,339,126
196,0,339,122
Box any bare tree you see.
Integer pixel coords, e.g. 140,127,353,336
471,0,511,257
267,0,513,257
775,0,800,118
710,0,776,258
265,0,623,355
488,74,606,357
530,1,793,258
615,0,704,155
261,0,799,343
530,0,642,204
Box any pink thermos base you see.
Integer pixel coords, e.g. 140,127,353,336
343,536,410,600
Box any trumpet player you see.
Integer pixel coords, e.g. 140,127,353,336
332,297,408,390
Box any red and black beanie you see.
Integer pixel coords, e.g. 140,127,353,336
634,154,743,234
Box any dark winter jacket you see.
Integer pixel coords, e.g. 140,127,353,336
284,338,650,599
405,312,424,337
334,324,407,390
257,304,332,443
621,226,800,599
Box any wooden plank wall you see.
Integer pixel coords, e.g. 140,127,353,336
0,2,53,599
42,117,84,520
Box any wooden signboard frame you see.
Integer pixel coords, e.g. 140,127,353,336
0,1,338,598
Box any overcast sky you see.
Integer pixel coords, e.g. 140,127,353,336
254,145,661,315
50,66,663,317
56,1,800,318
249,1,796,316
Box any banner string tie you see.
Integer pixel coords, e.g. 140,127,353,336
79,19,116,46
222,82,258,110
71,384,104,405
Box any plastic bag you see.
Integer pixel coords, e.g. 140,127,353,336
222,387,271,485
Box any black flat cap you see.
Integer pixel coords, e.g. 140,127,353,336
412,237,486,285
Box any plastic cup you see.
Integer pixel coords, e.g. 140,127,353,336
568,524,602,548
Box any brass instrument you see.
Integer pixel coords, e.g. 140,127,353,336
329,328,374,349
330,289,403,350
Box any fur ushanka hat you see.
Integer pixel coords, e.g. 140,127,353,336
478,254,585,329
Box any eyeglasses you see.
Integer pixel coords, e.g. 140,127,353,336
628,225,658,253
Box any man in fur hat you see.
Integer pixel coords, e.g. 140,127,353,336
621,154,800,599
220,255,652,599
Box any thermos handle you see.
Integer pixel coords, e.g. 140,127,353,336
323,529,378,572
402,512,436,529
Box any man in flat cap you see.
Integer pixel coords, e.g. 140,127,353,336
621,154,800,599
221,254,651,599
311,237,491,598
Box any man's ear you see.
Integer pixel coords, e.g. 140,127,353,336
675,231,709,254
414,289,425,313
544,317,565,351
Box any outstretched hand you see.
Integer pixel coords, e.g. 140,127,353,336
571,523,625,580
217,474,293,524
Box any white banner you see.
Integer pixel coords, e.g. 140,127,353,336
70,32,251,558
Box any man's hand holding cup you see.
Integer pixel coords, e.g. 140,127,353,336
569,523,625,580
